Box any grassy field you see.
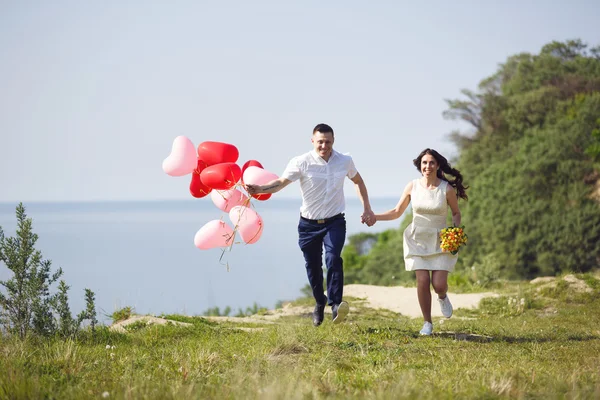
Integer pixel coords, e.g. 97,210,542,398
1,274,599,399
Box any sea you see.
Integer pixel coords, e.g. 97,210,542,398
0,198,399,323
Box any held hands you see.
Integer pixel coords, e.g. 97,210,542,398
361,209,376,227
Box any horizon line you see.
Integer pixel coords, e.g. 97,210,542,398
0,196,399,205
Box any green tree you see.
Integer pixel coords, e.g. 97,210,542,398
54,280,75,337
0,203,62,338
345,40,600,283
52,280,97,338
82,288,98,332
0,203,97,338
444,40,600,278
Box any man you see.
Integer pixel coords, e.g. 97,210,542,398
246,123,375,326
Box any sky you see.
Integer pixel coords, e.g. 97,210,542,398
1,0,599,202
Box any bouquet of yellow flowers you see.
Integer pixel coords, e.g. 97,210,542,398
440,226,468,255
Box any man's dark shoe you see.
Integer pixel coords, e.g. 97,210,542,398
313,304,325,326
332,301,349,324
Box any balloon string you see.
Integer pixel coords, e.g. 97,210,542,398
214,179,260,269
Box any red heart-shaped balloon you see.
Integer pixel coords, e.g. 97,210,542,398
189,159,212,198
200,162,242,190
253,193,272,201
197,142,239,166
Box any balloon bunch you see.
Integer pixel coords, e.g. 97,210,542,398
162,136,278,251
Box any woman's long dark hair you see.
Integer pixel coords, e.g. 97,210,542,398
413,148,468,200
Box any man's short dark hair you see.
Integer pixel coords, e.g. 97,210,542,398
313,123,334,136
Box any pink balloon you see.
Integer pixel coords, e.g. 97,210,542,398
211,189,250,212
162,136,198,176
229,206,263,244
194,220,234,250
242,166,279,186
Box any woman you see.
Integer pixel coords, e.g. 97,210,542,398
368,148,468,335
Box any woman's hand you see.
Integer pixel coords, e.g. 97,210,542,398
361,210,376,226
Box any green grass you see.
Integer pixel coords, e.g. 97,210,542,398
1,277,600,399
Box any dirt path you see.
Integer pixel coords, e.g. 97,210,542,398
204,284,497,323
343,284,497,317
110,284,498,331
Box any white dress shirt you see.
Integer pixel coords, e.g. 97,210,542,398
282,149,358,220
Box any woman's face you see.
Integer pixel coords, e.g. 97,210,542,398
420,154,438,177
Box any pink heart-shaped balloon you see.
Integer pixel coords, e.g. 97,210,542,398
243,166,279,186
162,136,198,176
241,160,264,182
229,206,263,244
194,220,234,250
243,166,278,201
211,189,250,212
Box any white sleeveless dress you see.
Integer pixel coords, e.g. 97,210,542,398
403,179,457,272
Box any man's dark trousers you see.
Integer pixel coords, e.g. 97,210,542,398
298,214,346,307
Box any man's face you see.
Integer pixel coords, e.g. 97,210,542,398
312,131,334,160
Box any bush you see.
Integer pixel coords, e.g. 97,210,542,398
111,306,133,323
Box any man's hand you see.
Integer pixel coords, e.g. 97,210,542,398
245,184,261,195
361,210,376,227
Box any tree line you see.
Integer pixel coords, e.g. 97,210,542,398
344,39,600,284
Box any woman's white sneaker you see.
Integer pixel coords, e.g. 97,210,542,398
438,295,453,318
419,321,433,336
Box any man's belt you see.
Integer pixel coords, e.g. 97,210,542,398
300,213,344,224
